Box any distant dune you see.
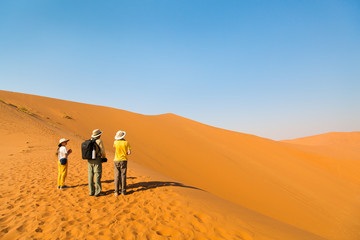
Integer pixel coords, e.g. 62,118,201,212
0,90,358,240
281,132,360,187
282,131,360,159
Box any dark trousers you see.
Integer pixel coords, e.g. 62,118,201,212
114,161,127,193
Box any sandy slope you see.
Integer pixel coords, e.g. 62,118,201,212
0,90,358,240
0,92,322,240
282,131,360,160
281,132,360,186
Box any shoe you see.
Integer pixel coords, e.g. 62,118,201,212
89,193,94,196
60,186,69,189
94,193,102,197
114,192,119,196
121,191,126,196
57,186,60,189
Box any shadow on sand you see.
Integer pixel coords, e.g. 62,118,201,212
68,177,202,197
102,180,203,196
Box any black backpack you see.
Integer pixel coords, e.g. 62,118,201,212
81,139,98,160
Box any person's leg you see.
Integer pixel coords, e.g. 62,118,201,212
114,162,121,194
57,161,61,188
94,160,102,196
62,163,68,186
120,161,127,194
88,161,95,195
58,163,67,187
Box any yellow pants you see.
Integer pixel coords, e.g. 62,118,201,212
57,161,68,187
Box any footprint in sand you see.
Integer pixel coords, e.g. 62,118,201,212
169,200,180,207
237,231,254,240
193,212,211,224
190,213,212,233
215,227,253,240
143,207,150,214
191,220,208,233
1,227,9,234
122,209,130,214
16,224,26,232
170,211,181,218
14,197,23,204
6,204,14,210
154,225,181,238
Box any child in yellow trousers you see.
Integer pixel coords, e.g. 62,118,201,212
57,138,72,189
58,161,67,188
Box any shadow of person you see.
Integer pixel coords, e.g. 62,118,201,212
68,183,87,188
102,181,203,196
129,181,202,192
101,179,114,184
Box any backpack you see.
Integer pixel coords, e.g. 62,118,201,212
81,139,99,160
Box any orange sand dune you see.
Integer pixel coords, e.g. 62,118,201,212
280,132,360,187
282,131,360,160
0,90,359,240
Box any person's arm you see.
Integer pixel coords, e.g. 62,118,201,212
127,142,131,155
65,149,72,158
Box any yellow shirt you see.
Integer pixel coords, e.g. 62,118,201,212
113,140,131,161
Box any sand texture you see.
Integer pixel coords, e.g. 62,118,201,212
0,90,358,240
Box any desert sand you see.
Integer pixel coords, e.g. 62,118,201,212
0,90,359,240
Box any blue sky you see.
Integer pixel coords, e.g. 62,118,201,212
1,0,359,140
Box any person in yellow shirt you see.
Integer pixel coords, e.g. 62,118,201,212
113,130,131,196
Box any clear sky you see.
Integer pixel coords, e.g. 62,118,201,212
1,0,359,140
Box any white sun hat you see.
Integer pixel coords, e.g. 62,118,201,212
115,130,126,140
91,129,103,138
58,138,69,147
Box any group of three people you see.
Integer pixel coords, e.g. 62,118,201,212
57,129,131,197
